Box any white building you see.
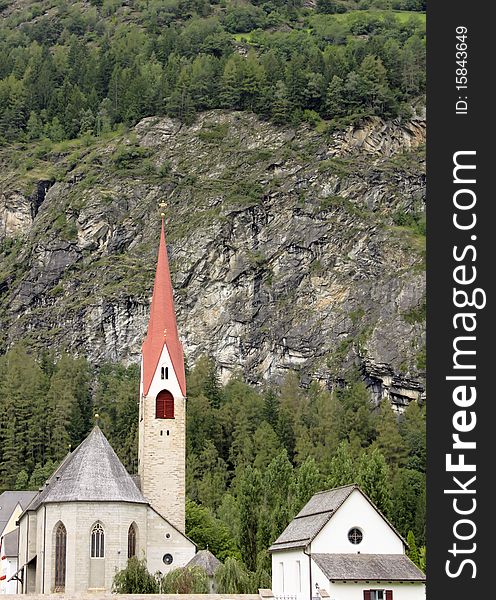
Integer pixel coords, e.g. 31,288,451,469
8,217,196,593
270,485,425,600
0,492,37,594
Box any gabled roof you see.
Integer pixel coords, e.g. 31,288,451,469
142,218,186,397
0,491,37,535
269,484,356,551
185,549,222,576
269,484,406,552
24,427,147,512
312,553,425,582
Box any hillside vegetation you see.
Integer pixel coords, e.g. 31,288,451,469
0,346,426,580
0,0,425,143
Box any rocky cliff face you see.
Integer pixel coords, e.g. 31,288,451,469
0,111,425,406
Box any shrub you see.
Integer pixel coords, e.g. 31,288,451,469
159,566,209,594
112,557,159,593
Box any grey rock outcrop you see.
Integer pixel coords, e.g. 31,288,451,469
0,111,426,407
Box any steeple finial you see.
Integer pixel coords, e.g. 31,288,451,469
159,200,167,218
94,412,100,427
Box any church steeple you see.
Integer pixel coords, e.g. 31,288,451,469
138,210,186,533
141,217,186,397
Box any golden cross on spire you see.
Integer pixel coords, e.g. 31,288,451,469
159,200,167,217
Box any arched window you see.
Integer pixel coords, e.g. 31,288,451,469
156,390,174,419
91,523,105,558
54,522,67,592
128,523,137,559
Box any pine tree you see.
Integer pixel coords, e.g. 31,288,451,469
327,440,356,488
407,530,420,567
325,75,344,118
375,400,407,467
253,422,281,470
15,470,30,490
237,466,262,571
356,447,392,517
290,457,322,516
271,80,291,124
220,55,243,109
26,111,42,140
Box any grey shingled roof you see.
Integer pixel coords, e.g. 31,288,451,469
312,553,425,582
269,485,356,551
185,550,222,576
1,528,19,557
25,427,147,511
0,491,37,535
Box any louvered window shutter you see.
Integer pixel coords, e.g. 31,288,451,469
385,591,393,600
363,591,371,600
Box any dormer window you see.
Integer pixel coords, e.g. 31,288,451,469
161,366,169,380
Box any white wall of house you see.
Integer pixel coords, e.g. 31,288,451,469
311,490,404,555
0,503,22,594
271,548,310,600
0,557,18,594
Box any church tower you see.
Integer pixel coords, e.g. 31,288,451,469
138,212,187,533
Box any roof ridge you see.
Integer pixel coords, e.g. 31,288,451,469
312,483,358,496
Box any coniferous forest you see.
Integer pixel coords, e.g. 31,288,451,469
0,0,425,142
0,346,426,583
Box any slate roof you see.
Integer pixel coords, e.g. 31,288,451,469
0,491,37,535
312,553,426,582
1,528,19,557
25,426,147,512
269,484,356,551
185,550,222,576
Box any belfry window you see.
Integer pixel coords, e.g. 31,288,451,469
161,366,169,380
128,523,137,559
91,523,105,558
156,390,174,419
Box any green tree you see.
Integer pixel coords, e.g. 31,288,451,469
215,557,252,594
374,400,407,467
160,566,209,593
327,440,356,488
325,75,344,118
186,500,239,561
356,447,392,517
407,530,420,568
112,557,158,593
237,466,262,571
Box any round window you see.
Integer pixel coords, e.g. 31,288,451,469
165,533,171,539
348,527,363,545
163,553,173,565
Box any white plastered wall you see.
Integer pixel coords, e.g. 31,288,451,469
311,489,404,555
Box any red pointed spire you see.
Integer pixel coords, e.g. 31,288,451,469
142,218,186,397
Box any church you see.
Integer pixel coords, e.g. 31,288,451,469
10,215,196,594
